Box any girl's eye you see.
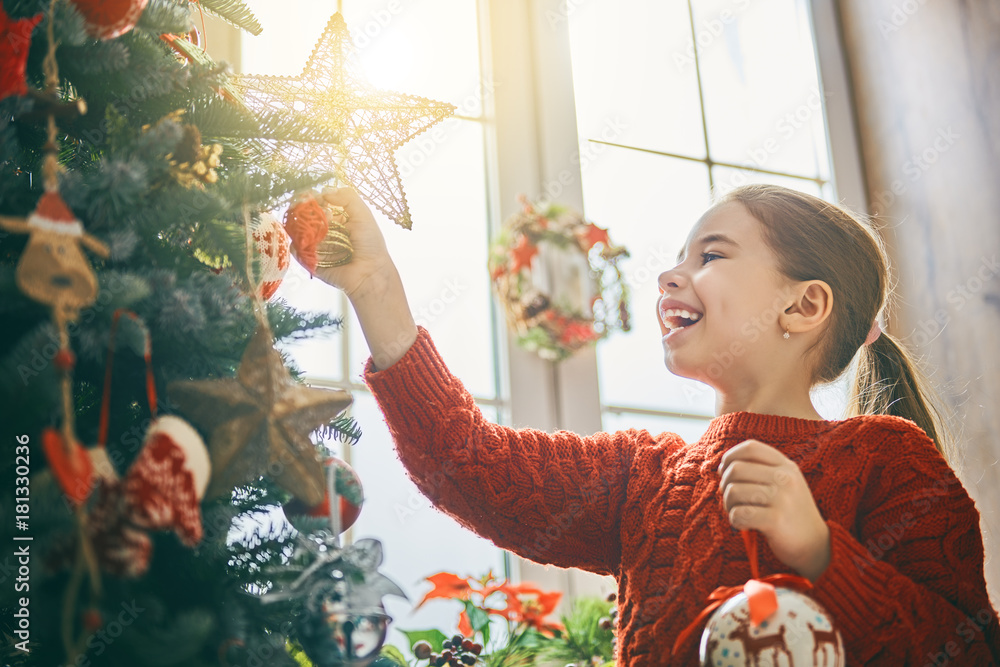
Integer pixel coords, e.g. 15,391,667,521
701,252,722,265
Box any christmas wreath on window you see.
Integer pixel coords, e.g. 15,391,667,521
488,196,630,361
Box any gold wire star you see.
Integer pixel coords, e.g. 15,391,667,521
231,13,455,229
168,326,353,506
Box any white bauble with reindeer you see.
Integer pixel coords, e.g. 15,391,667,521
699,587,844,667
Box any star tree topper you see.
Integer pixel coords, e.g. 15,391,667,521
168,326,352,506
232,13,456,230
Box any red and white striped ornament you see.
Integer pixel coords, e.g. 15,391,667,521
253,211,291,300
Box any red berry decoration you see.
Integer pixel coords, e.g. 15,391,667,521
70,0,149,40
81,608,103,632
413,641,432,660
53,348,76,371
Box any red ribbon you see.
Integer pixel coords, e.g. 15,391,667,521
671,530,814,657
98,309,157,448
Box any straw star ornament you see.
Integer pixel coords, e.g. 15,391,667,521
168,327,352,506
232,13,455,229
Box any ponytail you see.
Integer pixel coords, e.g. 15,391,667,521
848,331,950,458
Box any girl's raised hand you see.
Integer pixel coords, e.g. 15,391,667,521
718,440,831,581
298,187,418,370
304,187,393,299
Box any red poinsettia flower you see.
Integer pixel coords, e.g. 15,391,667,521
501,583,565,636
416,572,472,608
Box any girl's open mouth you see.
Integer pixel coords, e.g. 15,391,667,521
659,307,703,334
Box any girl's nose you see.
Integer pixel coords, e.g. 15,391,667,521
658,266,685,292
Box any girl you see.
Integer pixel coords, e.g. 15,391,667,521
308,184,1000,665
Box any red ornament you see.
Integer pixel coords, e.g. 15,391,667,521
81,608,103,632
579,223,611,250
42,427,94,507
0,7,41,100
70,0,149,40
54,348,76,371
509,235,539,274
252,212,290,300
284,191,329,276
285,456,363,533
124,415,211,547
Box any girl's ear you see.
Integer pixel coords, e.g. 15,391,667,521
782,280,833,333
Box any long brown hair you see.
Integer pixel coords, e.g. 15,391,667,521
717,184,949,455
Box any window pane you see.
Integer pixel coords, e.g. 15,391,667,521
711,165,825,200
601,410,711,443
242,1,481,114
568,0,706,158
241,0,331,75
343,0,483,114
349,120,497,399
693,0,831,178
347,393,507,653
578,144,716,415
275,261,345,382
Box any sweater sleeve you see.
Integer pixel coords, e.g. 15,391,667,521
363,328,663,576
811,419,1000,665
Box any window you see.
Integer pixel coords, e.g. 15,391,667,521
239,0,507,645
566,0,861,436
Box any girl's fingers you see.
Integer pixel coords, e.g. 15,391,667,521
719,439,788,474
719,460,781,488
722,481,775,510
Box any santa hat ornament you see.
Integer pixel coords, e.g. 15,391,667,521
252,211,291,300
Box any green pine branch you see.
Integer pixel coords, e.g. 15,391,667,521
198,0,263,35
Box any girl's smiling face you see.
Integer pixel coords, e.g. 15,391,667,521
657,201,798,387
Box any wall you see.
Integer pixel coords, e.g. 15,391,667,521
837,0,1000,603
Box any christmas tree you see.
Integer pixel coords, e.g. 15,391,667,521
0,0,446,664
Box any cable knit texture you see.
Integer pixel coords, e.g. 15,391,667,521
364,328,1000,665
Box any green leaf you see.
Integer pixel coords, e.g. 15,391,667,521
400,628,448,653
462,600,491,634
374,645,409,666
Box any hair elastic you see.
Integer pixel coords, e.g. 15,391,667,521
864,321,882,346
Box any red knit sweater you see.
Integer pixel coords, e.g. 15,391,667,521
364,329,1000,665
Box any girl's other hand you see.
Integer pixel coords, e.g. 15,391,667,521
718,440,831,581
305,187,393,300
